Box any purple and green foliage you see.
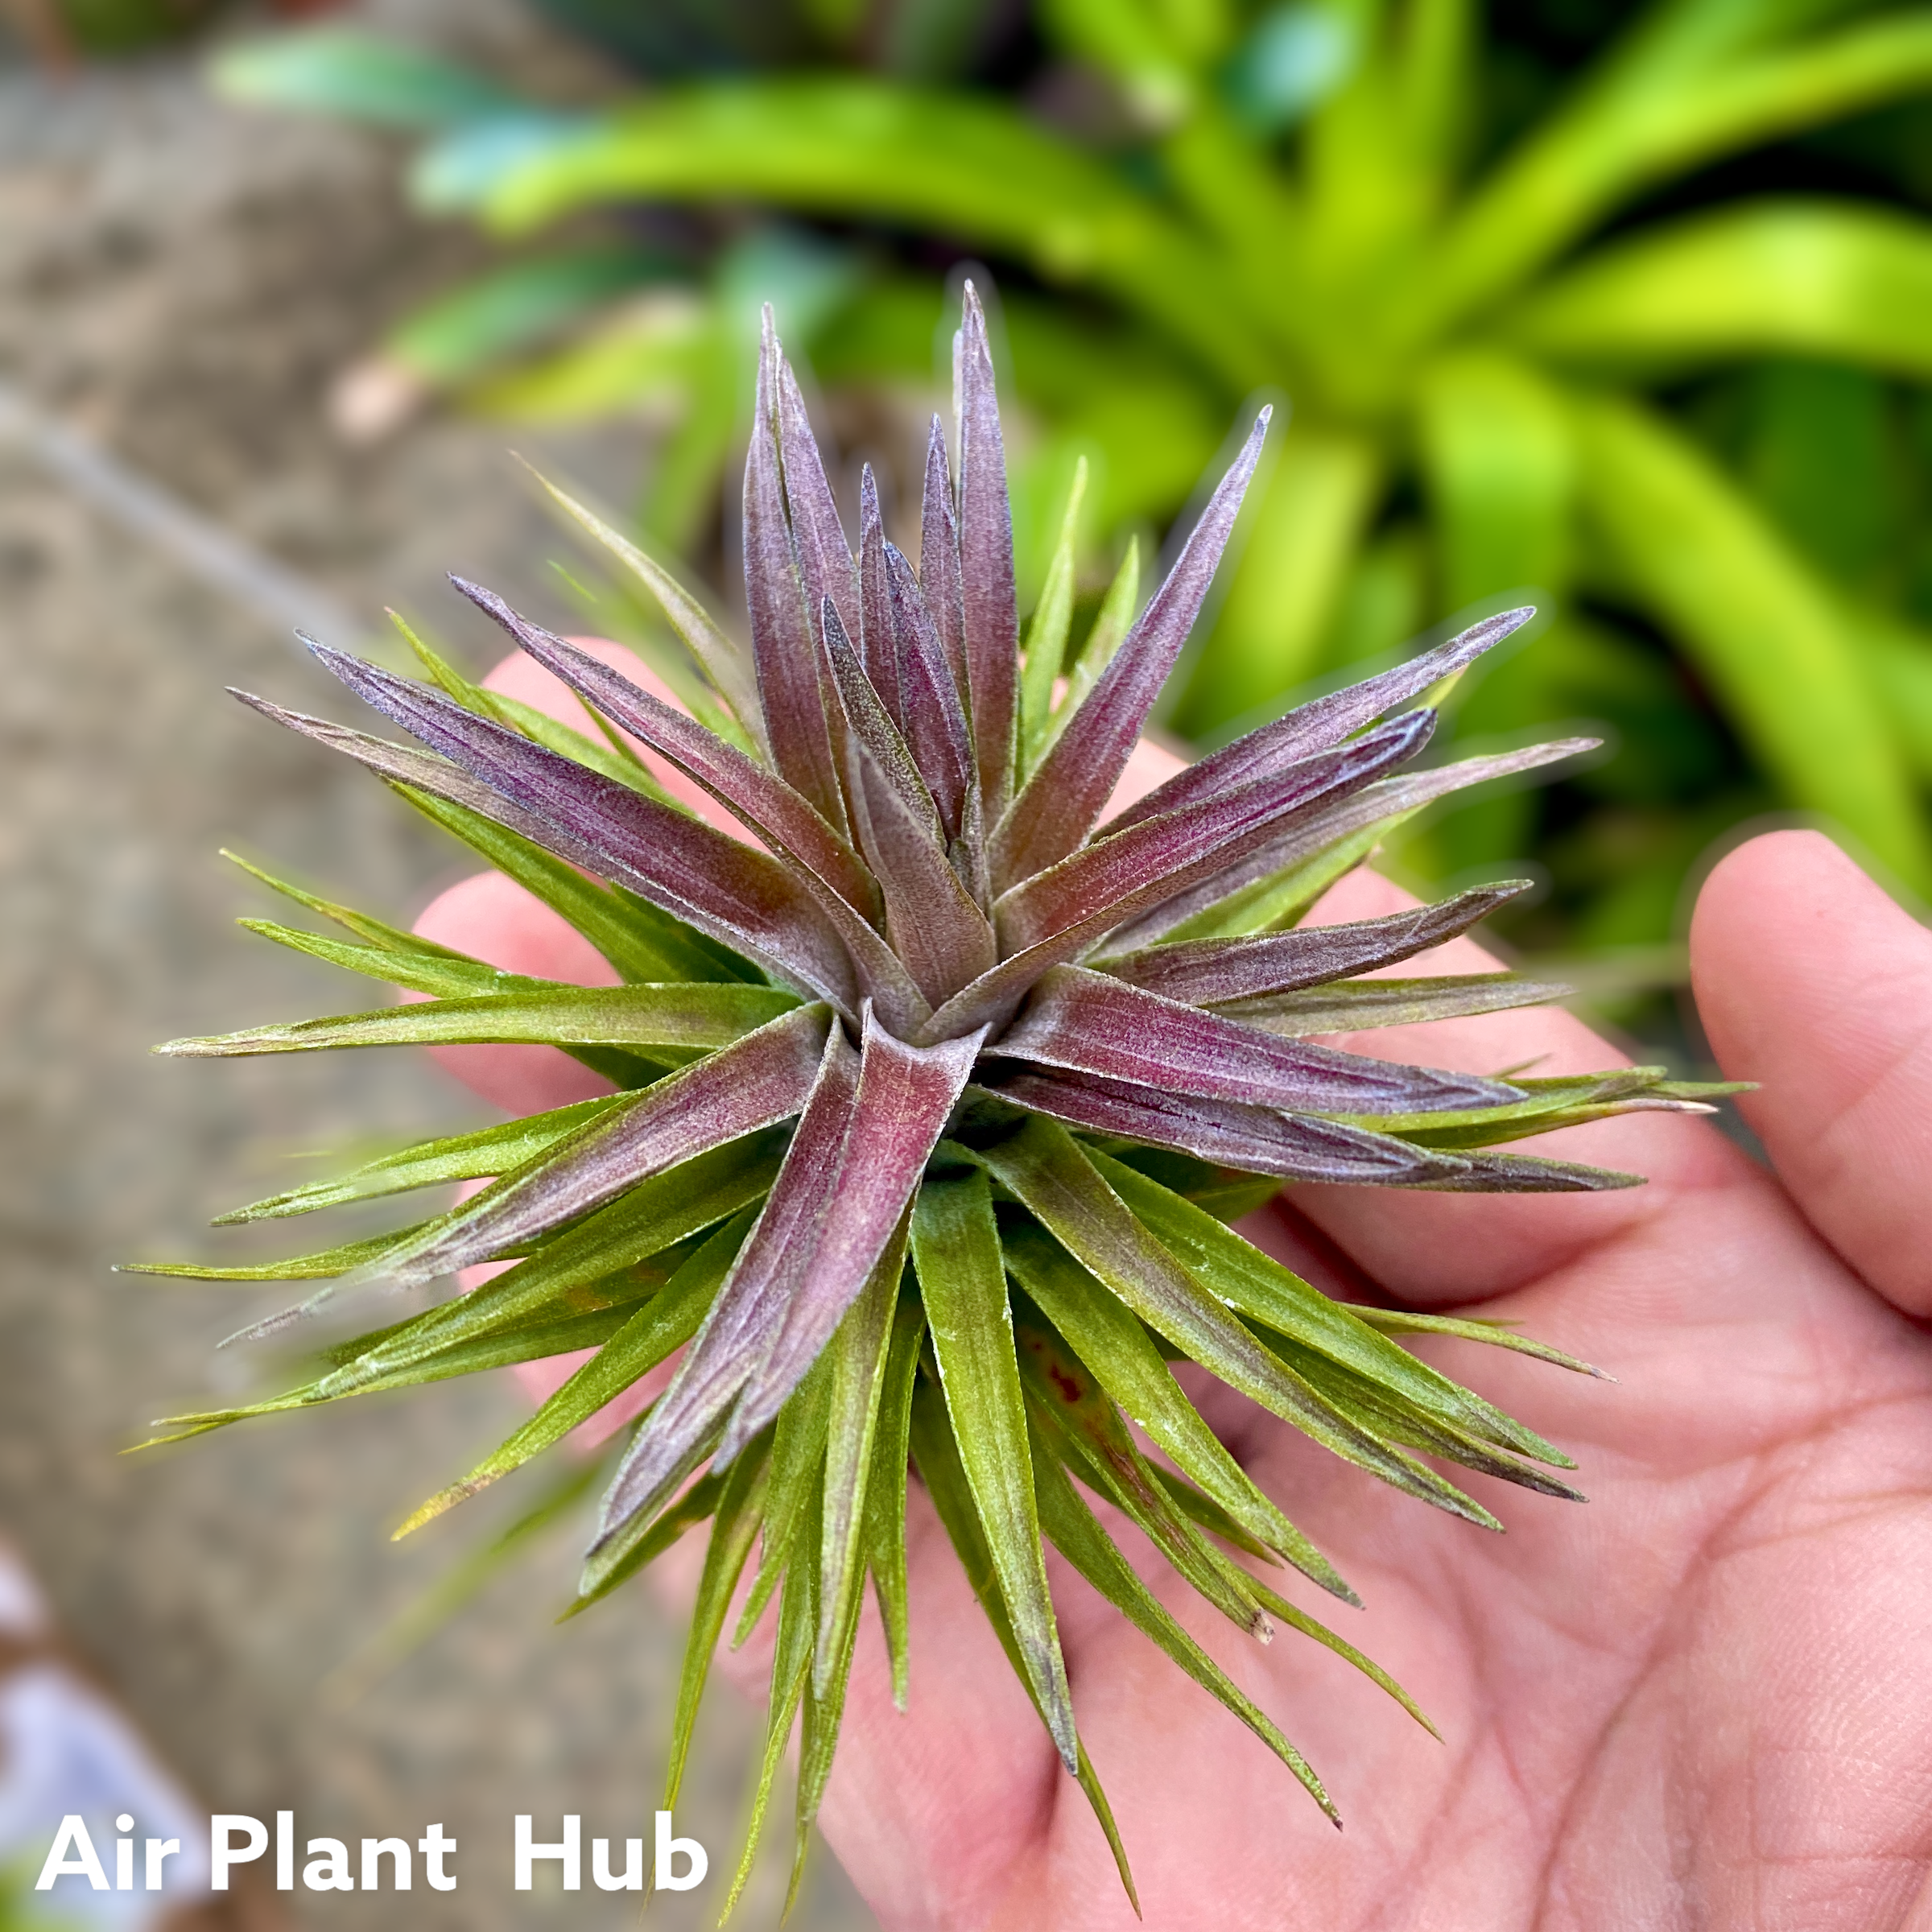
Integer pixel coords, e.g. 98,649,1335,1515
141,291,1735,1907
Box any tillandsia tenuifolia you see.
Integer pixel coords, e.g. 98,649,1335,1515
140,287,1735,1911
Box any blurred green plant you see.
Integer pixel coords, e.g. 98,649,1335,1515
217,0,1932,976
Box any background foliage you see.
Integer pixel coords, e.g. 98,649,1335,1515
218,0,1932,1033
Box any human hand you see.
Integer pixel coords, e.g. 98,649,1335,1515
419,646,1932,1930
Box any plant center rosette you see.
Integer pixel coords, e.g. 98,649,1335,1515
138,289,1735,1913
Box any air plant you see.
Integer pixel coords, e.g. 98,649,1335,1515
140,291,1730,1911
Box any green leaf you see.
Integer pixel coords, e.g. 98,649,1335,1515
212,26,526,128
564,1469,731,1621
392,610,687,811
1349,1307,1604,1377
1092,1150,1571,1467
816,1220,906,1695
734,1355,834,1648
532,472,766,752
213,1097,629,1223
980,1122,1498,1528
999,1215,1354,1600
1571,390,1931,892
911,1171,1079,1773
907,1381,1137,1912
861,1286,927,1709
1213,972,1571,1035
1153,811,1410,943
482,77,1273,390
658,1443,771,1805
394,783,752,985
720,1491,818,1922
1427,11,1932,329
1038,535,1140,762
1020,456,1088,774
1249,1579,1440,1740
397,1210,752,1534
125,1222,436,1282
221,848,475,958
1028,1418,1340,1826
1017,1315,1273,1637
237,918,551,1001
320,1133,784,1392
156,982,800,1060
1509,199,1932,378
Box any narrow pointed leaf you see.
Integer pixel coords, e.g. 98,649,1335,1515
1018,456,1087,773
912,1170,1077,1772
998,1218,1355,1600
918,412,968,699
746,313,847,828
723,1009,985,1454
816,1224,905,1694
1029,1428,1340,1826
980,1067,1473,1186
1108,609,1532,836
994,966,1525,1116
1037,535,1139,762
907,1384,1137,1909
995,411,1267,886
237,919,547,1001
956,288,1020,818
398,1212,750,1534
533,472,766,747
980,1121,1500,1528
213,1096,626,1223
1216,974,1571,1036
858,464,902,725
1104,882,1533,1003
734,1355,833,1648
886,541,974,838
861,1290,925,1708
1351,1308,1604,1377
777,349,860,647
594,1026,859,1543
453,580,877,917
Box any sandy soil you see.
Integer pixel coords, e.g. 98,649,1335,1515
0,13,872,1926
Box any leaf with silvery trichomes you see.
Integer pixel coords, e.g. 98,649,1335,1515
908,1379,1138,1913
1027,1418,1339,1825
153,289,1741,1903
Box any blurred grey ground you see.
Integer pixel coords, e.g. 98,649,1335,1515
0,13,873,1926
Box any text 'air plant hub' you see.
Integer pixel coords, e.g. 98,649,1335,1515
142,289,1732,1912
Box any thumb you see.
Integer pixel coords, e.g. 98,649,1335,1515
1690,828,1932,1317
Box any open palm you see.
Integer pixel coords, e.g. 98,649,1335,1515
773,832,1932,1930
416,635,1932,1927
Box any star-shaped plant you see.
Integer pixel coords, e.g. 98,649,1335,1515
142,290,1732,1913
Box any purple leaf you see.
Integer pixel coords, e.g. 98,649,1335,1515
1102,737,1598,954
915,715,1435,1044
991,411,1269,890
745,313,846,830
956,287,1018,819
977,1067,1472,1184
886,541,973,840
299,643,864,1014
918,413,968,702
342,1004,832,1297
719,1008,985,1456
1108,608,1535,836
451,579,878,920
858,465,903,728
822,601,997,1005
594,1022,861,1543
777,346,861,650
1104,881,1533,1003
993,967,1524,1114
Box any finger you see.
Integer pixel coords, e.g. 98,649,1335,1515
413,869,614,1115
1272,867,1751,1307
1691,828,1932,1318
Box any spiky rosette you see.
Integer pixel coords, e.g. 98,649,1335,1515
141,289,1733,1911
